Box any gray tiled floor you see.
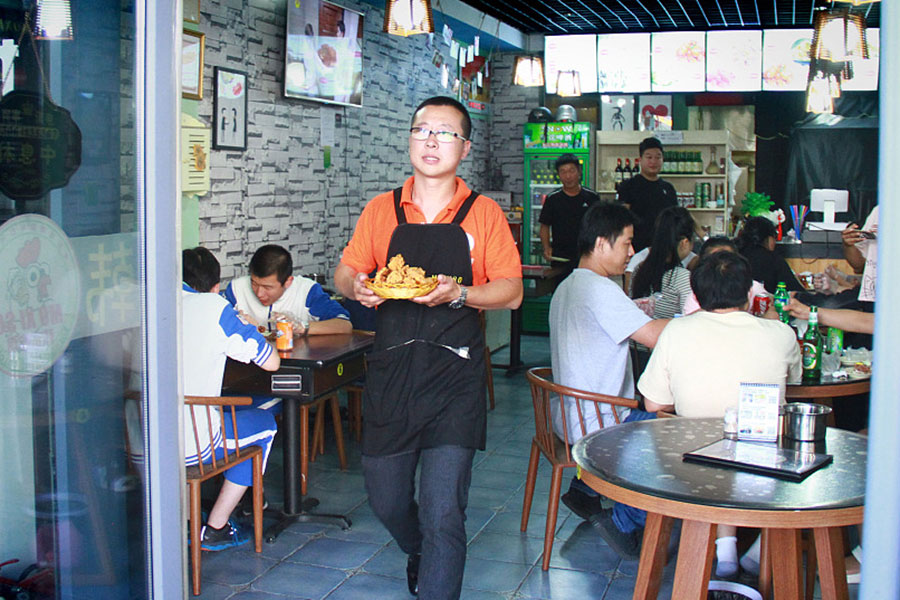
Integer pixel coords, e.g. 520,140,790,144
194,335,857,599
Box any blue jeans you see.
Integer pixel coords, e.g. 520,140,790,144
362,445,475,600
568,409,655,533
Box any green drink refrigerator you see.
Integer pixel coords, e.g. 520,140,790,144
522,121,592,333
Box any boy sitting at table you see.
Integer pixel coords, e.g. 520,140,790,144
183,247,281,549
638,250,801,578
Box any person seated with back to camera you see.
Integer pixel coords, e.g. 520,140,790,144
637,250,801,579
736,216,804,294
548,202,668,559
182,247,281,550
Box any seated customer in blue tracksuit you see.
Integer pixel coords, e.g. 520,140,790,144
182,247,281,550
548,203,670,559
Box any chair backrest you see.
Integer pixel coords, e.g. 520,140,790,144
184,395,253,479
526,367,639,465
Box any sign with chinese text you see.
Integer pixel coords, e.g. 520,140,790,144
0,90,82,200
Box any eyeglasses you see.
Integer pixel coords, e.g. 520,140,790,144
409,127,467,143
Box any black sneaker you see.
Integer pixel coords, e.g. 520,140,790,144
589,509,641,560
200,520,249,551
406,553,420,596
561,489,605,521
239,493,268,517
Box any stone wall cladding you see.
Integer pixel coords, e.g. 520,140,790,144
195,0,498,283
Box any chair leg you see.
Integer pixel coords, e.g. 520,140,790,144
328,393,347,470
252,453,263,553
310,398,326,461
189,481,203,596
541,465,565,571
805,529,817,600
521,441,541,532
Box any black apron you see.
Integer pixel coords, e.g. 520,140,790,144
362,188,486,456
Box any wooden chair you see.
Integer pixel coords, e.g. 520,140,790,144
310,393,348,469
522,367,638,570
184,396,263,596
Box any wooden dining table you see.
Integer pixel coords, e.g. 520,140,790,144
573,418,866,600
222,331,373,541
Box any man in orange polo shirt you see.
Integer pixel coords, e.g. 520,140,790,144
335,96,522,600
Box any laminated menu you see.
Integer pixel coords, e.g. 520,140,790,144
683,438,833,482
737,382,780,442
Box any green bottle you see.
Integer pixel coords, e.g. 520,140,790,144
802,307,822,382
773,281,790,324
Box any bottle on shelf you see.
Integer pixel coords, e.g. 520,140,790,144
801,307,823,382
633,157,640,176
705,146,719,174
694,151,703,174
614,158,624,189
773,282,790,324
719,157,726,174
661,152,669,174
624,158,632,178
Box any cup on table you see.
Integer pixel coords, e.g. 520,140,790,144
798,272,815,290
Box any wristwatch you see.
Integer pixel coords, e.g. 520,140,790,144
448,285,468,310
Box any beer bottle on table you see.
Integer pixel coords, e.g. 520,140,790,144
773,282,790,324
802,307,823,383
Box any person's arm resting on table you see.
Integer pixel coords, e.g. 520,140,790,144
304,283,352,335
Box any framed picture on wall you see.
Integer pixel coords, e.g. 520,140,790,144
182,30,205,100
184,0,200,23
213,67,248,151
638,95,672,131
600,95,635,131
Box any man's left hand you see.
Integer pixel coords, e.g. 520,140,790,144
412,274,463,307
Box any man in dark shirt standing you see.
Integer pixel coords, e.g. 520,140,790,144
617,137,677,253
539,154,599,268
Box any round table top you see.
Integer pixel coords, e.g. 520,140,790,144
573,418,866,512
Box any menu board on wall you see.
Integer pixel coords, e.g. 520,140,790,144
544,35,598,94
842,28,879,91
706,30,762,91
651,32,706,92
597,33,651,93
762,29,813,91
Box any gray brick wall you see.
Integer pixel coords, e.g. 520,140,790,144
194,0,499,283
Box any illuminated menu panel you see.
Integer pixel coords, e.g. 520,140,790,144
706,30,762,91
544,35,598,94
762,29,813,91
651,32,706,92
842,28,879,91
597,33,651,92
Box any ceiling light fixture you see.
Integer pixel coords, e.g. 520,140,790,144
555,70,581,97
512,56,544,87
384,0,433,37
33,0,73,40
805,7,869,114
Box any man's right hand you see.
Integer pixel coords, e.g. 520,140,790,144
353,272,385,308
542,246,552,262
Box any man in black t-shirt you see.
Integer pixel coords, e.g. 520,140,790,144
538,153,599,267
617,137,677,253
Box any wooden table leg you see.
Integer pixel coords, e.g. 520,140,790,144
813,527,850,600
759,529,771,600
671,519,716,600
632,512,673,600
767,528,803,600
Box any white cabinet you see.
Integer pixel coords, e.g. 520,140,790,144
596,130,735,236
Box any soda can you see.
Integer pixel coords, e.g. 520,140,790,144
751,294,772,317
276,319,294,351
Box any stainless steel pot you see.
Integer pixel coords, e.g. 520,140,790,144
782,402,831,442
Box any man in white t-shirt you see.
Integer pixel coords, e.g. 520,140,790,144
223,244,352,336
638,250,800,577
548,203,668,558
183,247,281,551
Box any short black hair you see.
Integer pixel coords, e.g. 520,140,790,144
691,251,752,311
555,153,581,173
183,247,221,293
639,137,663,157
411,96,472,140
578,203,635,258
699,236,737,257
736,216,777,252
249,244,293,285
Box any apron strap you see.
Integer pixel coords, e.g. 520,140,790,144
392,187,480,226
